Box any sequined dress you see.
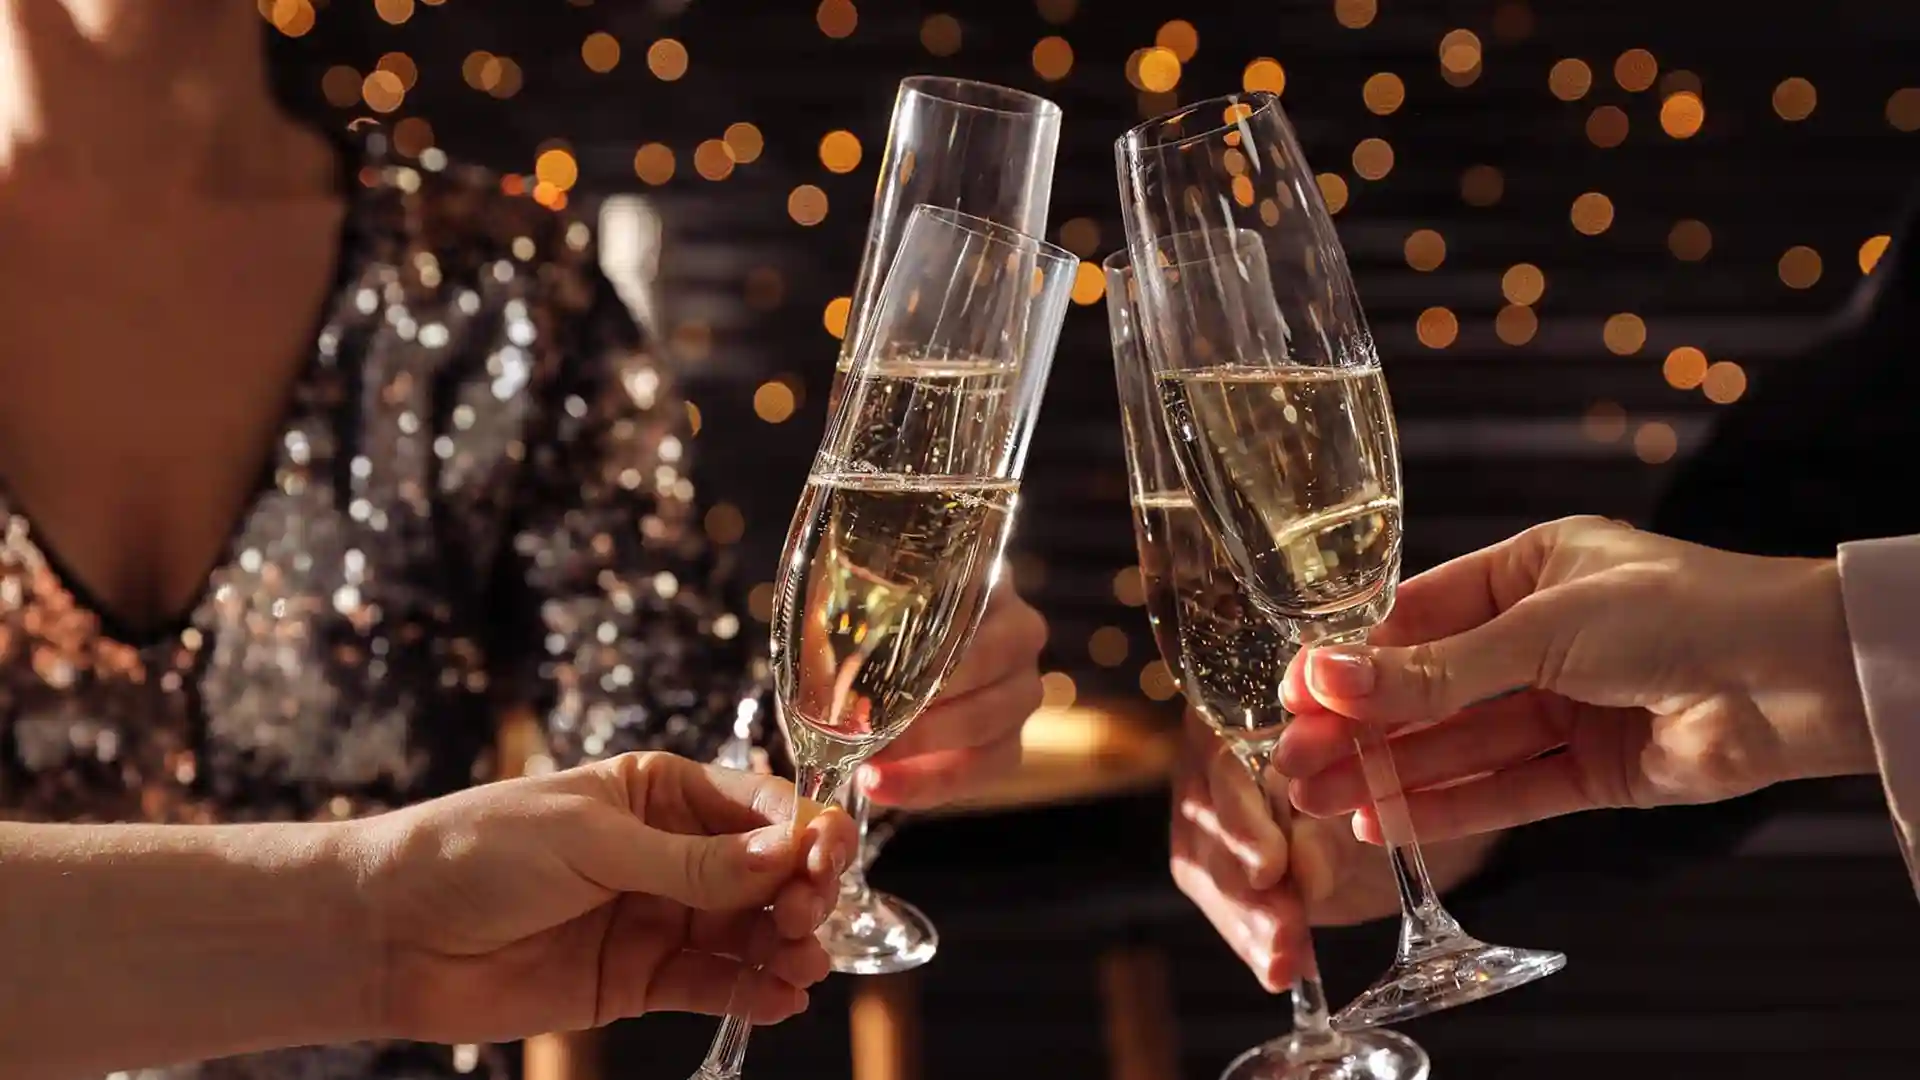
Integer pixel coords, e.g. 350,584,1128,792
0,155,770,1079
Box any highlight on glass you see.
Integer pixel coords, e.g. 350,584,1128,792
1106,247,1430,1080
1115,90,1567,1031
825,75,1063,977
690,204,1074,1080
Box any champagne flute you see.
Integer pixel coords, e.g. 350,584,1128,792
690,204,1074,1080
825,76,1063,976
1116,92,1567,1030
1106,250,1428,1080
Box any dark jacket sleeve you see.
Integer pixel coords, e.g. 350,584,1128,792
1452,189,1920,899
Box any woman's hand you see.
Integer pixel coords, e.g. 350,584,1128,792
1277,516,1878,845
862,581,1049,808
357,752,857,1044
1169,709,1499,991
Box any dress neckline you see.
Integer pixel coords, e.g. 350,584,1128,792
0,140,370,651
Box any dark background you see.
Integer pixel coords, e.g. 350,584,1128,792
267,2,1920,1077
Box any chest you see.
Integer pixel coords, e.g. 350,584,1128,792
0,207,348,630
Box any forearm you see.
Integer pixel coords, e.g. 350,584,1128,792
0,821,382,1078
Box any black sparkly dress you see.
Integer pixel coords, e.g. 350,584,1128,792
0,153,771,1079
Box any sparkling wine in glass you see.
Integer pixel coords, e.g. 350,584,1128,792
1107,250,1428,1080
1116,93,1566,1031
825,76,1063,976
690,205,1074,1080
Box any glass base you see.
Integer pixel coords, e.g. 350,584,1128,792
1334,939,1566,1030
1221,1027,1429,1080
820,890,939,975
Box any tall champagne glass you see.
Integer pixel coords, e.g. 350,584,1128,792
690,205,1074,1080
1116,92,1566,1029
825,76,1063,976
1107,250,1428,1080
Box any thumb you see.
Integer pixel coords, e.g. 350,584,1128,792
1300,598,1566,728
623,820,802,911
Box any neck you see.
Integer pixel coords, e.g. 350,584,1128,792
0,0,336,200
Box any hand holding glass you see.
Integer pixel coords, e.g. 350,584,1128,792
1116,92,1565,1029
690,205,1073,1080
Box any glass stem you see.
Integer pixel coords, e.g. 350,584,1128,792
1233,746,1344,1059
1311,629,1467,959
839,772,876,906
691,761,849,1080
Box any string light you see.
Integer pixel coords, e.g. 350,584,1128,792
1460,165,1503,206
724,122,764,164
1586,105,1629,148
1661,92,1705,138
1860,235,1892,274
1778,245,1822,288
921,14,962,56
819,130,863,173
1352,137,1394,180
1070,263,1106,305
1570,192,1615,235
1155,20,1199,61
1634,421,1677,464
1363,73,1406,115
1037,0,1077,24
1702,361,1747,404
1404,229,1446,271
1889,88,1920,131
1032,36,1073,81
788,184,829,225
1059,218,1101,256
1663,346,1708,389
1502,263,1545,305
704,504,747,545
1242,58,1287,95
374,0,413,25
816,0,857,38
1602,313,1646,355
633,143,675,185
1138,47,1181,93
1495,304,1538,345
1669,219,1712,260
581,32,621,73
1317,173,1350,213
1041,672,1078,708
1583,402,1628,443
1416,307,1459,348
1334,0,1377,30
1549,58,1593,101
753,381,796,423
1773,77,1817,121
1614,49,1657,92
693,140,734,181
822,296,852,339
647,39,689,81
1112,567,1146,606
1088,627,1130,667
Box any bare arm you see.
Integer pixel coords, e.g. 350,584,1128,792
0,821,376,1080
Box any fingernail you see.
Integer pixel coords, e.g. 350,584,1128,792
1308,647,1375,699
857,764,883,791
829,840,849,879
745,825,787,870
810,896,831,928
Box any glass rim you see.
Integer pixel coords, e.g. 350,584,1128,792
909,204,1076,267
899,75,1063,119
1117,90,1282,155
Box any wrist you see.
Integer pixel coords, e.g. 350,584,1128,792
1742,557,1875,783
